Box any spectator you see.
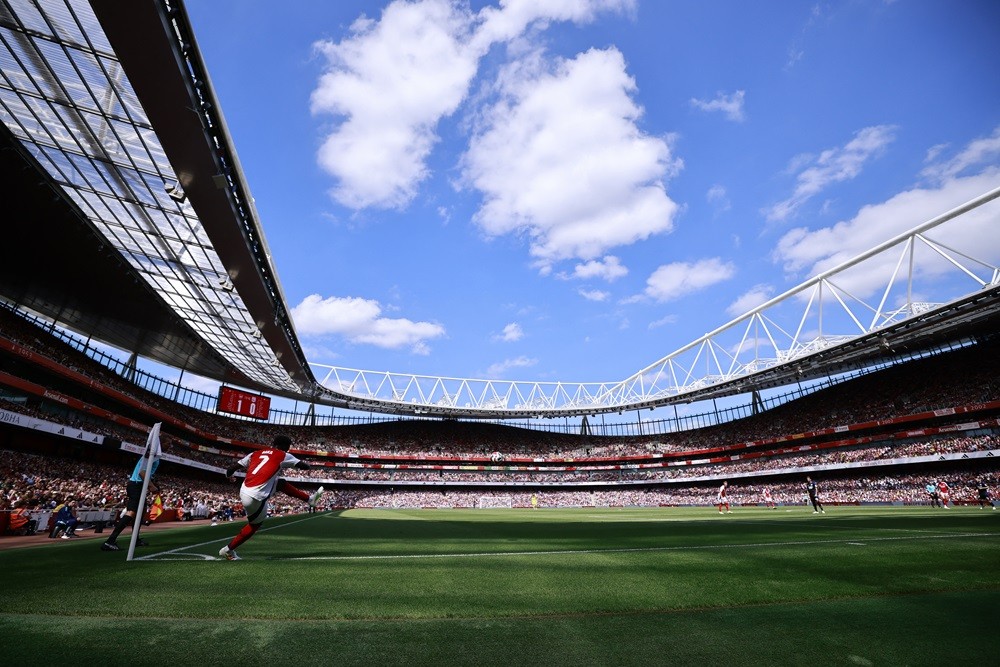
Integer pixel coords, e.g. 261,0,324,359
52,498,80,538
7,500,37,535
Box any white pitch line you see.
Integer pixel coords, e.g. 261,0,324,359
132,513,327,561
265,531,996,562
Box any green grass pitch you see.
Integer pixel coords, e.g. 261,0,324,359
1,506,997,666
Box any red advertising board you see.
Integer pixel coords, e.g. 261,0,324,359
217,386,271,420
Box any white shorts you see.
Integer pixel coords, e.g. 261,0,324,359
240,490,269,525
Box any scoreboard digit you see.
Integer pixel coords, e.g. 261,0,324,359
217,386,271,420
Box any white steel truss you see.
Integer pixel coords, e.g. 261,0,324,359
313,185,1000,416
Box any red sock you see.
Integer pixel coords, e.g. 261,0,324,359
277,479,311,502
228,522,260,550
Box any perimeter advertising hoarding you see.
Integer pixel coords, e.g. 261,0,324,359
217,386,271,420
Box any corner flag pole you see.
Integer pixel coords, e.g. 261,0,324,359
126,422,162,562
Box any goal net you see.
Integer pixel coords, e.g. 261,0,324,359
476,495,513,509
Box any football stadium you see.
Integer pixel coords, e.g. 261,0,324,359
1,1,999,665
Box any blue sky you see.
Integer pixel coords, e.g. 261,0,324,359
181,0,1000,392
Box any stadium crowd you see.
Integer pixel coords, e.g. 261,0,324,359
2,441,996,529
311,468,996,510
2,305,998,542
3,302,999,467
0,448,315,535
278,432,998,483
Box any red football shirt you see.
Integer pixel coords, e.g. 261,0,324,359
238,448,301,500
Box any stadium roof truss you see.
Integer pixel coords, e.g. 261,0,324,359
312,186,1000,417
1,0,999,420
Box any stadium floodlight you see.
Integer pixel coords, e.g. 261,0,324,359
165,182,186,203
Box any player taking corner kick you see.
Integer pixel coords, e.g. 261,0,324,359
219,435,323,561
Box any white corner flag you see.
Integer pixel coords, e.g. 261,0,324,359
127,422,162,562
144,422,163,458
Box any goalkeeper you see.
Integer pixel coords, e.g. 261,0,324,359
219,435,323,561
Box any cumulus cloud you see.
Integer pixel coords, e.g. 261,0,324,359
311,0,634,210
569,255,628,281
578,288,610,301
640,258,736,302
726,284,775,318
463,47,680,272
764,125,897,223
485,355,538,378
473,0,635,50
690,90,745,122
291,294,445,354
492,322,524,342
311,1,478,209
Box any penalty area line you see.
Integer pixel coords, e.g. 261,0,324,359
268,531,997,562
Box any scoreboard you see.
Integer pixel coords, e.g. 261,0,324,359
216,386,271,420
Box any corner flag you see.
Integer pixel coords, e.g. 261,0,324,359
127,422,163,561
144,422,162,458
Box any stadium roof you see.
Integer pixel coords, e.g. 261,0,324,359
0,0,311,397
1,0,999,419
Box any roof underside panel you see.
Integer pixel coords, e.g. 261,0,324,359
0,0,301,393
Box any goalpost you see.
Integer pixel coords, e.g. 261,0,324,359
476,495,513,509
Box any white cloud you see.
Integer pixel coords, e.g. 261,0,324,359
473,0,635,51
924,142,949,165
764,125,897,223
706,184,731,213
311,1,478,209
312,0,634,211
299,344,341,363
773,168,1000,299
920,125,1000,184
726,284,774,318
641,258,736,302
291,294,445,354
690,90,745,122
570,255,628,281
493,322,524,342
167,372,221,396
485,355,538,378
784,4,824,71
647,314,677,329
578,288,610,301
463,47,680,272
730,336,776,357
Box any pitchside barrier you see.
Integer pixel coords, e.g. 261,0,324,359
20,507,118,537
